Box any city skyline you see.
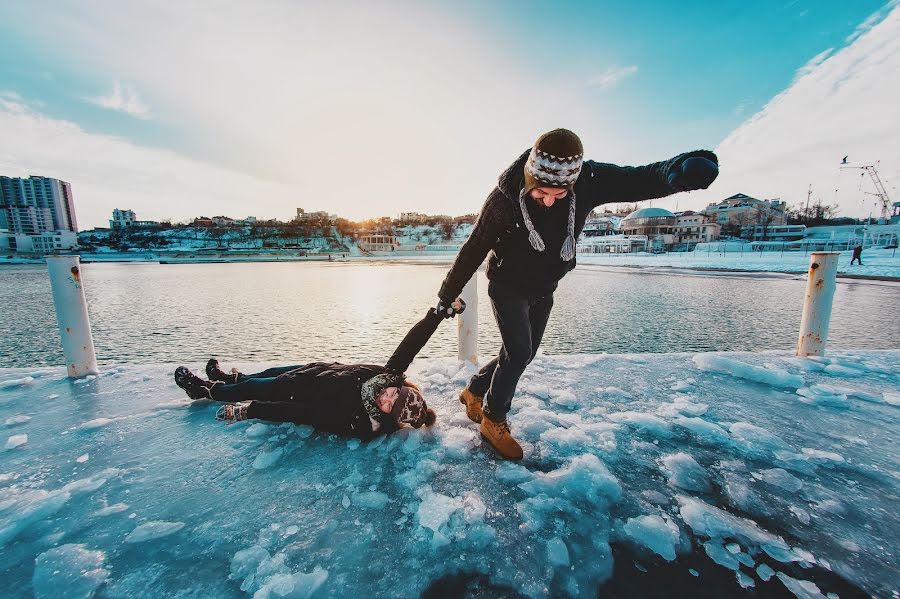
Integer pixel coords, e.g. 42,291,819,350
1,1,898,229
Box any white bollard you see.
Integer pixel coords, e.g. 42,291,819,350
47,256,99,377
796,252,839,357
457,275,478,364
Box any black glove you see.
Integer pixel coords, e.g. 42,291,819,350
433,298,466,319
668,156,719,191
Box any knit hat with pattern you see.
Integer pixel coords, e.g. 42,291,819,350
523,129,584,192
520,129,583,261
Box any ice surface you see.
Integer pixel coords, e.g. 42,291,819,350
5,415,31,426
0,350,897,597
776,572,827,598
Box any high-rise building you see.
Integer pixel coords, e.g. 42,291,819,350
0,176,78,235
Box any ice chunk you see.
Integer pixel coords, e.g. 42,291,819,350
548,387,578,407
245,423,271,438
92,503,129,517
736,571,755,589
0,488,72,546
76,454,90,463
254,567,328,599
79,418,115,430
704,541,740,570
5,434,27,449
230,545,270,581
796,386,849,408
352,491,389,509
0,376,35,389
729,422,788,454
753,468,803,492
672,417,730,445
416,488,463,532
776,573,827,598
622,515,680,561
546,537,571,567
595,386,632,399
884,391,900,406
756,563,776,581
519,454,622,505
693,354,803,389
4,415,31,426
33,544,109,599
252,447,284,470
661,453,711,493
677,496,788,549
124,521,185,543
800,448,844,463
608,411,672,438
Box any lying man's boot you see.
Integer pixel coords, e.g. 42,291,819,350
206,358,239,384
480,414,523,460
458,388,484,423
174,366,218,400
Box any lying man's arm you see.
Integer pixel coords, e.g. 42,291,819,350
384,300,465,375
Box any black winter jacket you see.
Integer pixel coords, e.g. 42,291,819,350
263,309,442,439
438,148,718,301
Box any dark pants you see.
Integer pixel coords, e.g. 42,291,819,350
210,365,318,424
210,365,301,403
468,281,554,421
851,256,862,265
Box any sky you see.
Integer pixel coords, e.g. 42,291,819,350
0,0,898,229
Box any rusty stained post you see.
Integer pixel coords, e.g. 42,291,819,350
796,252,840,357
457,275,478,364
46,256,99,377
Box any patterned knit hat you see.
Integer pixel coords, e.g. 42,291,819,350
523,129,584,192
520,129,584,261
391,386,428,428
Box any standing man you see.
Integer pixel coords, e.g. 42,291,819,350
434,129,718,459
851,244,863,265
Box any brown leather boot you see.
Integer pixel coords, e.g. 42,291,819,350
480,415,523,460
458,388,484,423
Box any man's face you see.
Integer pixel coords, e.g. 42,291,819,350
375,386,399,413
530,187,568,208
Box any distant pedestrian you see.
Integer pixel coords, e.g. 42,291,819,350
851,245,863,265
437,128,719,460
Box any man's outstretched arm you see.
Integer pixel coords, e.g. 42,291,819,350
585,150,719,207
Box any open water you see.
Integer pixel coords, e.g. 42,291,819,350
1,261,898,369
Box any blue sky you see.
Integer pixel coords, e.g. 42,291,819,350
0,1,897,227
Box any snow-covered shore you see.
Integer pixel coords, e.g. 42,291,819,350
1,351,897,597
579,247,900,279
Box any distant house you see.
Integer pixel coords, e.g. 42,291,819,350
673,211,719,244
193,217,214,227
704,194,787,233
211,216,235,227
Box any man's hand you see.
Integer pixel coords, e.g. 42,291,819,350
668,156,719,191
433,297,466,319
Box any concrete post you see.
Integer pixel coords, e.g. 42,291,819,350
46,256,99,377
796,252,839,357
457,275,478,364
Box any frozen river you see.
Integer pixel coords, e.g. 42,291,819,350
1,261,899,369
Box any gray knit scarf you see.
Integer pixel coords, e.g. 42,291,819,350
518,188,577,261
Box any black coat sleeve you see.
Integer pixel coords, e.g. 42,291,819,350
384,309,444,374
437,191,506,303
584,150,718,208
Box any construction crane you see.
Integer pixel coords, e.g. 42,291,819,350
840,162,893,223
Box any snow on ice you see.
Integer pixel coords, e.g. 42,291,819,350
0,349,897,597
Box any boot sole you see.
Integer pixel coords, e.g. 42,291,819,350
479,433,523,461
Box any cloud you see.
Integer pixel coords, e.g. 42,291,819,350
586,65,639,89
0,96,293,229
653,4,900,219
85,81,151,119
